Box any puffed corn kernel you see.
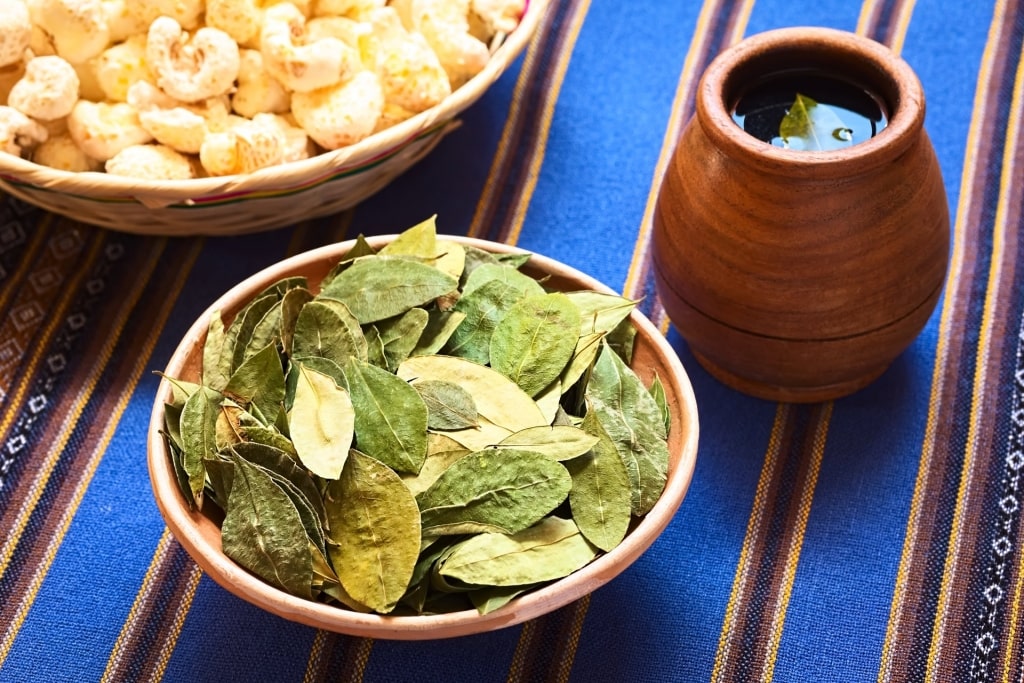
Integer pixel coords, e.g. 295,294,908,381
199,118,285,175
68,100,152,161
0,1,32,69
32,131,103,171
0,104,48,155
291,70,384,150
105,143,195,179
8,55,79,121
231,49,290,119
96,35,153,102
28,0,111,64
260,3,361,93
147,16,240,103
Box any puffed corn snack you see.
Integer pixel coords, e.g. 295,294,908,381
0,0,526,179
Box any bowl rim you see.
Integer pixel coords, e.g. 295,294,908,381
146,233,700,639
0,0,549,206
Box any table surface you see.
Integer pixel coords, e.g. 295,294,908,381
1,1,1022,681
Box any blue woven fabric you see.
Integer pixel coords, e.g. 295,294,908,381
2,1,1021,682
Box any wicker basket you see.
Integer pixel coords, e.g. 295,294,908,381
0,1,547,236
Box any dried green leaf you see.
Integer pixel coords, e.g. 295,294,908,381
291,298,367,367
240,424,297,456
444,276,540,364
565,291,639,336
416,449,571,537
229,441,324,526
461,262,544,300
346,358,428,474
497,425,599,461
157,373,201,407
224,343,286,422
318,256,457,324
568,410,633,551
280,287,314,357
398,355,547,450
586,343,669,515
229,294,279,374
324,451,421,614
367,307,429,371
412,310,466,357
379,214,438,258
244,300,283,363
489,293,581,397
221,454,313,599
434,239,466,282
288,364,354,479
436,516,597,586
180,385,222,503
202,310,229,390
401,447,471,497
414,379,479,431
648,373,672,435
468,585,531,614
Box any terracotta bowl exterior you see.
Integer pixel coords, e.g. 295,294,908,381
653,27,950,402
147,234,700,639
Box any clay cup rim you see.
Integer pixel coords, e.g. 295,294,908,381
697,26,926,178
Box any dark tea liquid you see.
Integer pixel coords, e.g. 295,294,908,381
731,70,888,148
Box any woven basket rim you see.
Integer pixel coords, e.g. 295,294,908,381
0,0,547,206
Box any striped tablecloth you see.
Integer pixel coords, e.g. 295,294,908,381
2,1,1022,681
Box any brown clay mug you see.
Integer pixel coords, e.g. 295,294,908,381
653,27,950,403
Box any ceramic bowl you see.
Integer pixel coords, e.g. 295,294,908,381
147,234,699,639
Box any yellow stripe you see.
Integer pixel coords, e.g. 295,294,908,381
553,595,591,683
0,239,200,666
101,529,176,681
506,619,539,683
926,10,1022,679
0,231,103,446
502,0,592,247
150,562,203,682
877,3,1006,680
468,8,549,239
761,404,833,682
889,0,919,56
0,213,52,318
712,403,789,682
303,630,331,683
855,0,879,35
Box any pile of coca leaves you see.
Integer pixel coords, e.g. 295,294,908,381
160,218,671,616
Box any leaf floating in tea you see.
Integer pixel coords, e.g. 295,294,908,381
345,358,428,474
587,343,669,516
221,455,314,600
490,293,581,397
436,516,598,587
779,93,854,151
318,256,457,324
416,449,572,537
324,451,421,614
414,379,480,431
288,364,354,479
